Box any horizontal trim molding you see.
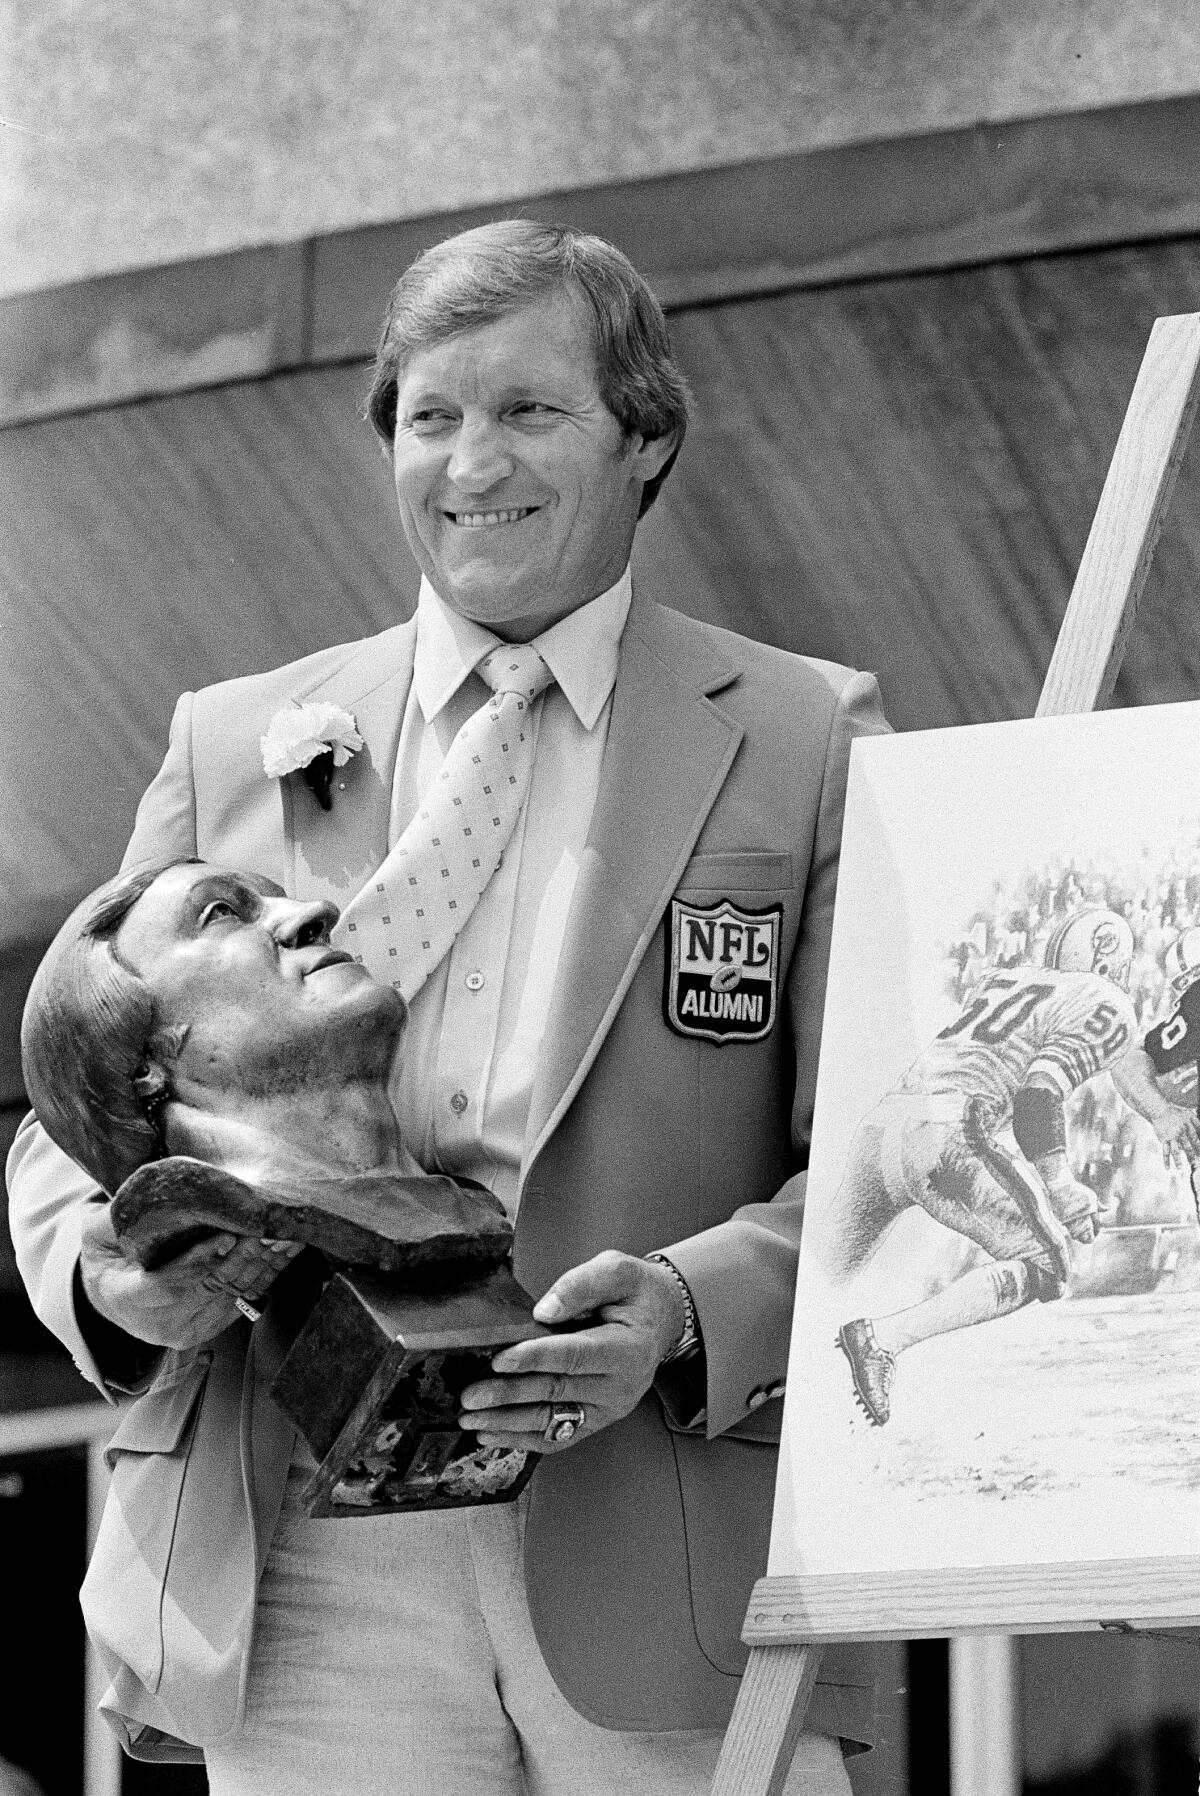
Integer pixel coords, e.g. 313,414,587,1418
5,93,1200,427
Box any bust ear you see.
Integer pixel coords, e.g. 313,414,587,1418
131,1062,169,1108
132,1025,189,1113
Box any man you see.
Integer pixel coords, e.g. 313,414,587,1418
9,221,887,1793
822,907,1139,1427
1112,924,1200,1187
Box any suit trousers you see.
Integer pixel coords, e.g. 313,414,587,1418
203,1449,851,1796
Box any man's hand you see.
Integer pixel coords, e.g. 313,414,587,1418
79,1205,301,1351
1046,1172,1099,1245
1063,1191,1098,1245
1113,1046,1200,1169
1147,1101,1200,1171
458,1250,687,1454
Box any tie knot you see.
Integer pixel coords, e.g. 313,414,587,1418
478,643,554,701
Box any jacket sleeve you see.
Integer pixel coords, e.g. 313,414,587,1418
6,695,200,1391
661,669,890,1438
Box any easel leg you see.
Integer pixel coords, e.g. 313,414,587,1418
949,1635,1019,1796
711,1643,824,1796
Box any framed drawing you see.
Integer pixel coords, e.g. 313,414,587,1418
773,700,1200,1602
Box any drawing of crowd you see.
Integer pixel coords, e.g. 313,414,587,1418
823,828,1200,1428
945,848,1200,1035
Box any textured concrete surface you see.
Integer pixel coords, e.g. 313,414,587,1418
3,0,1200,299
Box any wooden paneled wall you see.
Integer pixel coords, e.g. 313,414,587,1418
646,239,1200,724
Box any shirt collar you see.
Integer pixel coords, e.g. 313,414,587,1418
412,569,632,731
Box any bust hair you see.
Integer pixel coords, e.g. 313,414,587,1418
364,219,691,516
21,862,193,1196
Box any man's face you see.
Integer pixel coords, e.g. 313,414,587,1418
115,864,403,1102
391,290,674,639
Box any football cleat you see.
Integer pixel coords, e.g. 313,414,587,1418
1043,907,1134,991
1165,926,1200,1002
837,1318,896,1427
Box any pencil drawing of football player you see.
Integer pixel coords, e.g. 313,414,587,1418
811,907,1148,1427
1110,925,1200,1190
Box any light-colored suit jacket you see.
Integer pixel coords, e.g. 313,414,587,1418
8,592,888,1759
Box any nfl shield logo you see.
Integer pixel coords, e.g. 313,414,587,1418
664,898,782,1045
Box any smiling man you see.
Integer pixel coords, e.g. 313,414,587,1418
387,288,667,637
9,221,889,1795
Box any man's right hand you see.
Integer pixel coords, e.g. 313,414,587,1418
1112,1046,1200,1169
1148,1101,1200,1170
79,1205,300,1351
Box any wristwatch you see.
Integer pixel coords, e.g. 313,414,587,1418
645,1253,700,1364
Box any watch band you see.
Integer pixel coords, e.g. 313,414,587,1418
645,1253,700,1364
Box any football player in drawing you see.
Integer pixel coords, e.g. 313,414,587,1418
1111,925,1200,1182
814,907,1146,1427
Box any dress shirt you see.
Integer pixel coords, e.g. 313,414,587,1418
388,571,631,1218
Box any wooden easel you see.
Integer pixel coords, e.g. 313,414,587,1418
712,311,1200,1796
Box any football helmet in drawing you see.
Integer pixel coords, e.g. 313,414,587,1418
1164,926,1200,1001
1043,907,1134,990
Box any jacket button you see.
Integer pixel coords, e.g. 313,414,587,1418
450,1091,469,1115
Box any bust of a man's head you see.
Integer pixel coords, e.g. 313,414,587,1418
23,860,408,1196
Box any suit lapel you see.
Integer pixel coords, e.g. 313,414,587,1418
280,622,417,909
523,599,744,1173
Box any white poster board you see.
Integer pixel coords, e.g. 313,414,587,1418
772,700,1200,1590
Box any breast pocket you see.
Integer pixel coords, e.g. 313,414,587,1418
675,851,794,895
83,1352,212,1695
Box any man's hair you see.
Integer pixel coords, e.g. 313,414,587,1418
21,862,190,1196
365,219,691,516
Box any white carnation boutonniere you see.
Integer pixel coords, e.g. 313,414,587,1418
261,702,364,811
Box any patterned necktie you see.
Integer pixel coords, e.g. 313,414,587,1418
333,642,554,1000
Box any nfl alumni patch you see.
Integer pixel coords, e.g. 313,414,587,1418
664,898,783,1044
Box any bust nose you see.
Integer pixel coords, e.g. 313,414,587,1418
268,896,339,948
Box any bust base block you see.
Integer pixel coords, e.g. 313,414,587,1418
269,1263,547,1515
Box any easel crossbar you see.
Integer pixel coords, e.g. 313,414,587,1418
741,1562,1200,1646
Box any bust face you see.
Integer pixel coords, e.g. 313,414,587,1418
115,864,404,1103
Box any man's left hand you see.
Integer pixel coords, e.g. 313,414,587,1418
458,1250,686,1453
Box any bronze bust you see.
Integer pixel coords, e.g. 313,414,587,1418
22,859,549,1513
